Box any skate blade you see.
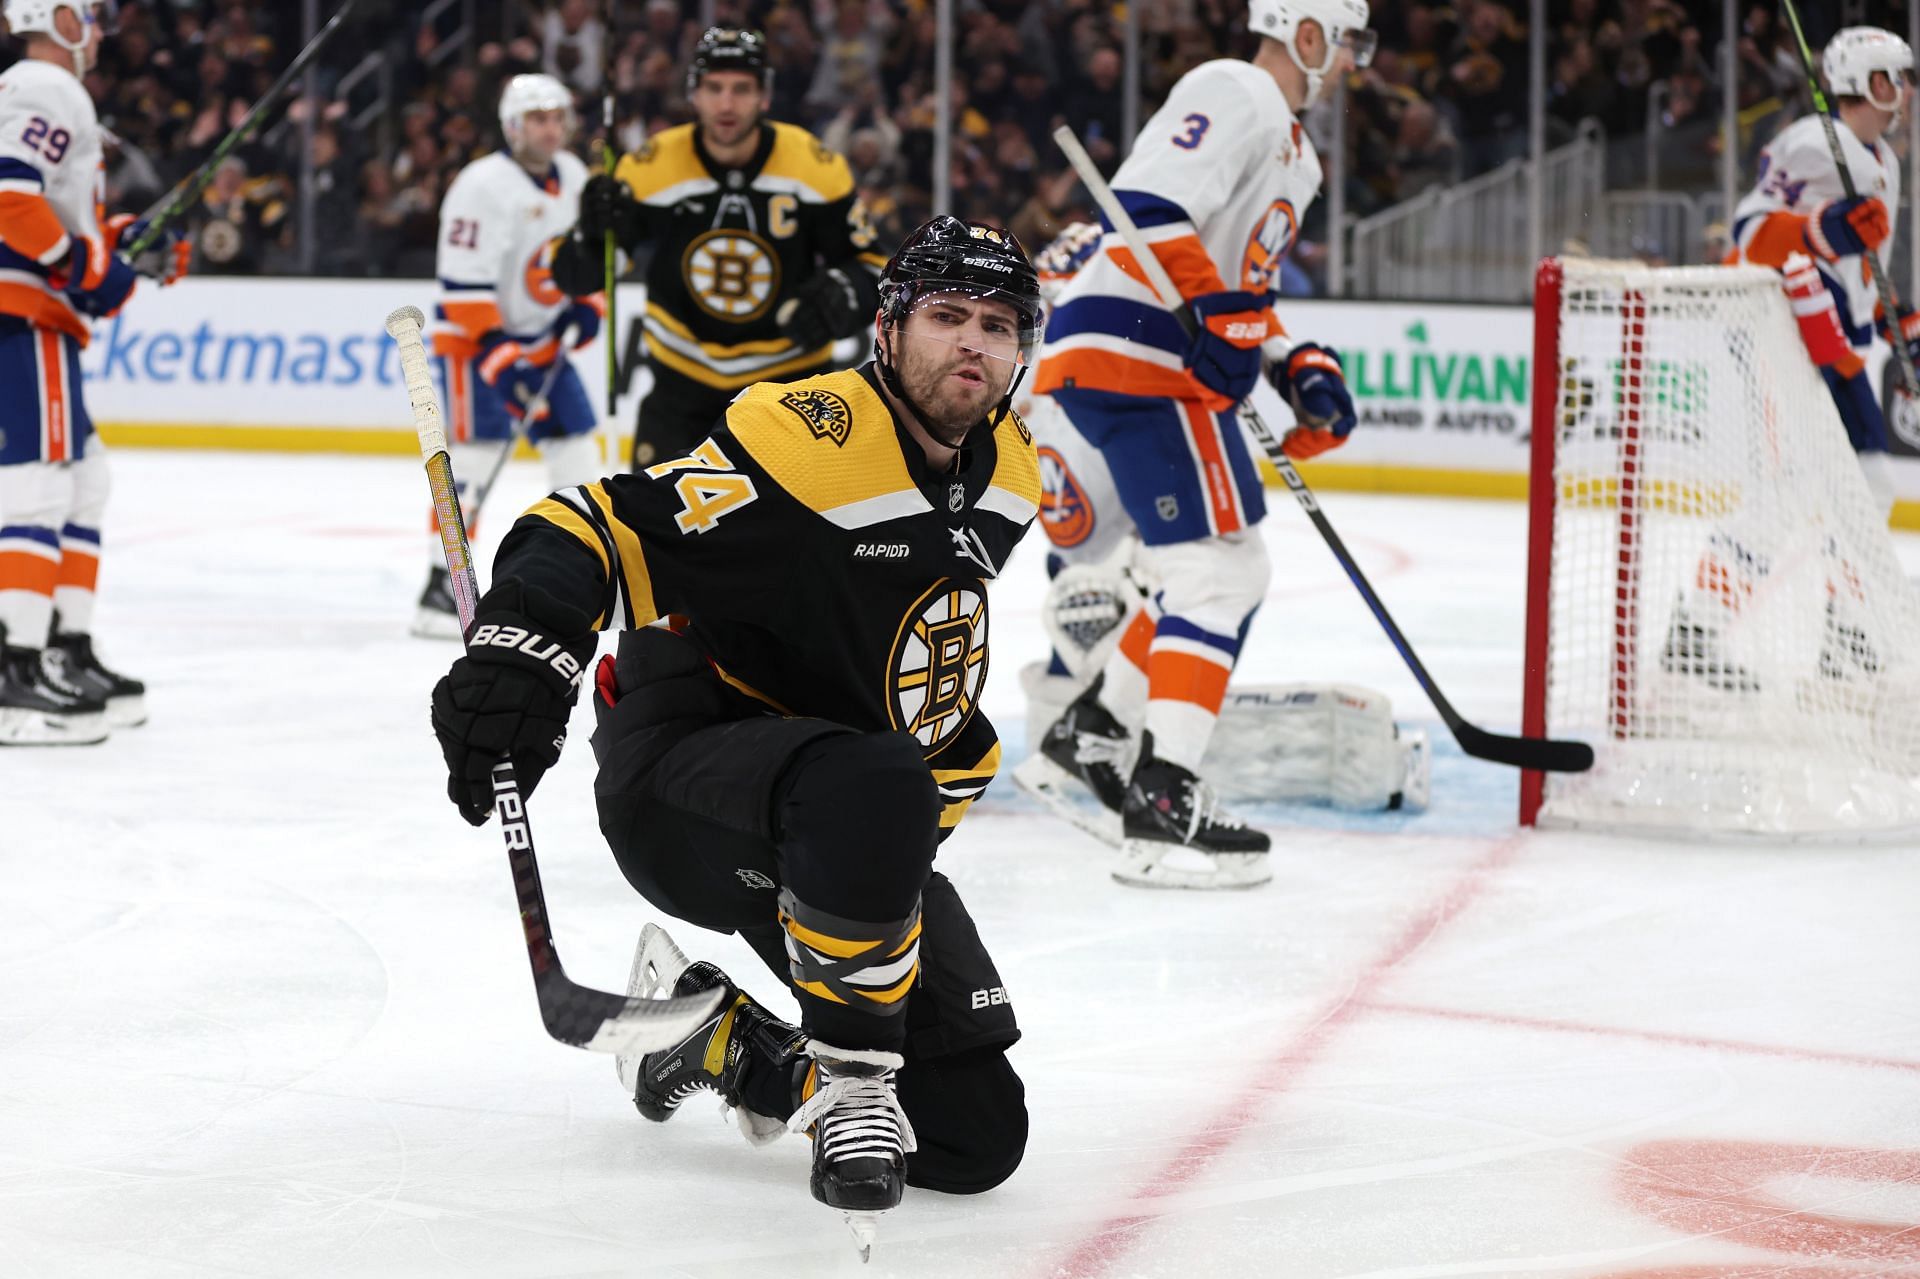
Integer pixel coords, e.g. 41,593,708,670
106,694,147,729
615,923,694,1094
845,1210,885,1263
410,607,463,639
1113,841,1272,891
0,707,110,745
1011,754,1121,847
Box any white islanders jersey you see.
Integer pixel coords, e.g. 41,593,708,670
1035,59,1320,401
433,148,589,360
1732,113,1901,342
0,59,105,342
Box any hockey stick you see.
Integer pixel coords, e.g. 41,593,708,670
601,0,620,421
1052,126,1593,774
1775,0,1920,396
384,305,726,1054
126,0,364,259
466,328,578,520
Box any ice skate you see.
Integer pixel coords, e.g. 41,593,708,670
617,923,803,1146
1116,736,1271,889
46,627,146,727
787,1041,915,1263
410,567,463,639
1013,676,1131,846
0,638,110,746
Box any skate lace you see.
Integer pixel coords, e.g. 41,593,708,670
1073,730,1130,770
38,650,87,699
788,1073,918,1163
1183,778,1246,837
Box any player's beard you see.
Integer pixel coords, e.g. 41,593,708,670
895,335,1010,446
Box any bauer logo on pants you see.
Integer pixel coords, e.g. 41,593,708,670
887,578,988,750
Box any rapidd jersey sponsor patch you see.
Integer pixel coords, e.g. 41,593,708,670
779,387,854,446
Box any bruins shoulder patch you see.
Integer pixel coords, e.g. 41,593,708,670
780,387,853,447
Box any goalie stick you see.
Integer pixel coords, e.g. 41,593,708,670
1052,126,1593,774
384,305,726,1055
1775,0,1920,398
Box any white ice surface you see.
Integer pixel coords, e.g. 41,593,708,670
6,451,1920,1278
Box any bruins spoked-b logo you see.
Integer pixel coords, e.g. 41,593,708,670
888,579,989,750
682,228,780,322
780,387,853,446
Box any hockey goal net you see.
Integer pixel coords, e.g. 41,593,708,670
1521,257,1920,836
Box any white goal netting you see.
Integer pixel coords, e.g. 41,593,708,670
1528,258,1920,836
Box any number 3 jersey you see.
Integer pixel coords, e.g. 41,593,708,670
1035,58,1321,402
433,148,591,361
0,59,106,343
492,364,1041,831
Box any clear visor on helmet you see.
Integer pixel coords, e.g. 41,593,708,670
893,283,1044,380
1339,28,1378,69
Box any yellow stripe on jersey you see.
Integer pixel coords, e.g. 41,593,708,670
647,337,838,391
613,125,707,203
985,406,1042,519
584,482,659,627
724,369,924,519
708,657,796,715
932,739,1002,830
645,302,804,356
760,122,855,203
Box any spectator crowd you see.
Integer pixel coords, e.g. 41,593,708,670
2,1,1912,291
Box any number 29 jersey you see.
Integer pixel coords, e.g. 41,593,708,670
493,364,1042,830
0,59,105,343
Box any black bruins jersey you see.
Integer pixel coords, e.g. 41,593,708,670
496,365,1041,830
609,122,886,392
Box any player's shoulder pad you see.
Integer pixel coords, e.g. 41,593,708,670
615,124,704,201
982,406,1042,527
1171,57,1289,136
760,123,855,204
724,369,927,526
0,59,95,126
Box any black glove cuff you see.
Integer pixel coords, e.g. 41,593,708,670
466,579,599,699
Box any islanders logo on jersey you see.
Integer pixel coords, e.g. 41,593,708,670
1036,445,1094,549
524,239,566,308
888,578,989,750
1241,199,1298,297
780,387,853,447
683,228,780,322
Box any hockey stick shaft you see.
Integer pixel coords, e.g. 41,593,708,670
1052,126,1592,773
602,0,619,420
127,0,363,258
1775,0,1919,396
384,305,725,1054
468,327,577,519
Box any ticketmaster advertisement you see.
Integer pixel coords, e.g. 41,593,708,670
80,277,1920,516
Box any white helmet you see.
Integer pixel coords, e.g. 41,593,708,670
3,0,110,77
1247,0,1375,103
1824,27,1914,113
499,73,576,150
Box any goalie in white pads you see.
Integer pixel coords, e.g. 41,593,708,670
0,0,188,744
412,73,607,637
1018,0,1375,889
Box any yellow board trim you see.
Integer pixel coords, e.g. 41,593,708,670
81,429,1920,532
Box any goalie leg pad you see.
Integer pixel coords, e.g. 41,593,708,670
1202,683,1430,812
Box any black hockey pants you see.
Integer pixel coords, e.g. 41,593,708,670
589,626,1027,1195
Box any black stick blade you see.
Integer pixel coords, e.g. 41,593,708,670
1452,722,1596,773
534,969,728,1054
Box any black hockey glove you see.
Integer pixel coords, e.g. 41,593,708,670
776,265,878,349
430,581,596,826
577,173,645,245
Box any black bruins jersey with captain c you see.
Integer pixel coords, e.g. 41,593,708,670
593,121,886,393
493,364,1041,829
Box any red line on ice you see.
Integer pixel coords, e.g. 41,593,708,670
1360,999,1920,1076
1049,834,1527,1279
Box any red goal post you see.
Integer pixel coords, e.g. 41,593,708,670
1520,256,1920,837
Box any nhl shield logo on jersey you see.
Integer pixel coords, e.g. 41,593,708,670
888,579,989,750
1036,445,1094,549
779,387,853,446
682,228,780,322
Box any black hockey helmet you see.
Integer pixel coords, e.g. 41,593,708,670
876,215,1046,431
685,27,771,96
